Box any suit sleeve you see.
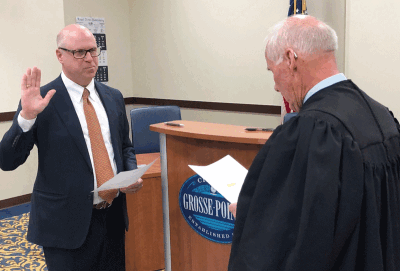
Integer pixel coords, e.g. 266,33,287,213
0,103,36,171
229,116,364,271
117,92,137,171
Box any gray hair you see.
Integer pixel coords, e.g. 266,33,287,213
265,15,338,64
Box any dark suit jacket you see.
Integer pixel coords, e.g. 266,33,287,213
0,75,137,249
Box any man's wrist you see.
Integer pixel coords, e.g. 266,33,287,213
18,112,36,132
20,110,37,120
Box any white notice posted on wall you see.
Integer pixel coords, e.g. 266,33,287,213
189,155,248,203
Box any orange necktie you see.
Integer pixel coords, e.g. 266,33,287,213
82,88,117,204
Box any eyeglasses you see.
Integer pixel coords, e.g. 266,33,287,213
58,47,101,59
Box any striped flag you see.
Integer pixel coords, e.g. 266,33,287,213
288,0,308,17
281,0,308,123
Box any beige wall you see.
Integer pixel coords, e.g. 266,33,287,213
128,1,287,106
0,0,64,112
345,0,400,119
127,0,346,127
0,0,64,201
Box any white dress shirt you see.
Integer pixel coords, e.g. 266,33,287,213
18,72,118,204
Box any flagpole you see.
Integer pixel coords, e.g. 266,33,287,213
302,0,307,14
294,0,297,15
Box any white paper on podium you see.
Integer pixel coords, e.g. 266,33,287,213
189,155,248,203
93,158,158,192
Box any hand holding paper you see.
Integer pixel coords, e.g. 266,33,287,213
93,158,158,192
189,155,248,203
120,177,143,194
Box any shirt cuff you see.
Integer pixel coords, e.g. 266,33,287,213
18,113,36,132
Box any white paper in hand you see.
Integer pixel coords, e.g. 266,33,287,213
93,158,158,192
189,155,248,203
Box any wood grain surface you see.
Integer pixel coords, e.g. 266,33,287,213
125,152,164,271
165,134,263,270
150,120,272,145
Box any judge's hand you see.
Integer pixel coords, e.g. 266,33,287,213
20,67,56,120
120,178,143,194
229,202,237,218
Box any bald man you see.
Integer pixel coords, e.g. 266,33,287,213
0,24,143,270
228,15,400,270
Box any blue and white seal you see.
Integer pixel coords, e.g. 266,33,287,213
179,174,235,244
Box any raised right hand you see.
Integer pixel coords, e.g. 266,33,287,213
20,67,56,120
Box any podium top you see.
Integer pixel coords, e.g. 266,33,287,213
150,120,272,145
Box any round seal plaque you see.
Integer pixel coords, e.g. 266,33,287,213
179,174,235,243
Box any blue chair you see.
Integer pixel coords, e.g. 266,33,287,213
130,105,182,154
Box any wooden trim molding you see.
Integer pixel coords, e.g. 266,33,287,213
124,97,281,115
0,111,16,122
0,98,281,123
0,194,31,210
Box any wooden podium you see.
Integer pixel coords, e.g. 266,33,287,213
125,152,164,271
150,120,272,271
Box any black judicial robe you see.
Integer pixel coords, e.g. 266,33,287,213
228,80,400,271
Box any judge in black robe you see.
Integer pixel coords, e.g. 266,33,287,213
228,16,400,271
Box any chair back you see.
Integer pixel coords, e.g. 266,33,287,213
130,105,181,154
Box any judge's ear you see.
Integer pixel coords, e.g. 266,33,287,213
284,48,298,71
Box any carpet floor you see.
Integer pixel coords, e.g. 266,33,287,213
0,204,165,271
0,204,47,270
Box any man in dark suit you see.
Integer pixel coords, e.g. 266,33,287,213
0,24,143,270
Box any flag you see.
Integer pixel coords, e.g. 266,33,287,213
288,0,308,17
281,0,308,123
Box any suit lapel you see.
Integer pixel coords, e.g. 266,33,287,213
95,81,123,172
50,76,93,171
